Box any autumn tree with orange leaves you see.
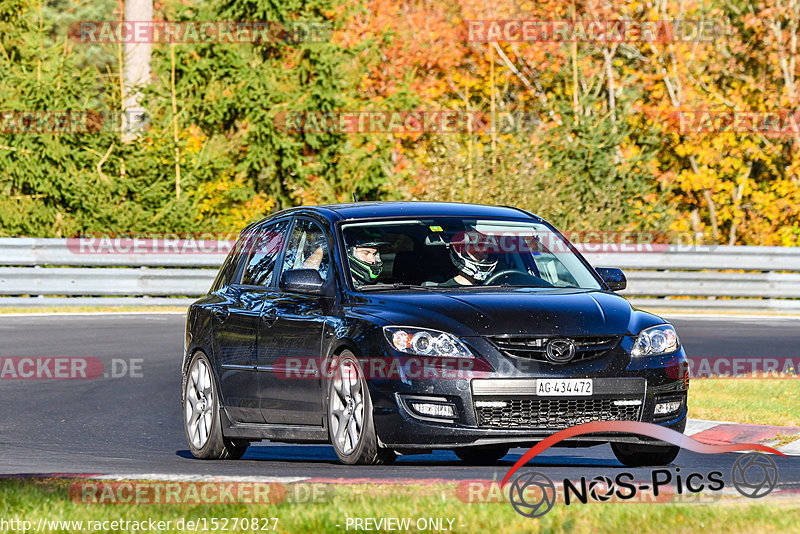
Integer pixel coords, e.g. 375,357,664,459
2,0,800,245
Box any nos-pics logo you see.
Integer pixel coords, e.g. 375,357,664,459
502,421,783,518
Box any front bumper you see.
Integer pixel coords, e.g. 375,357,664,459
369,345,689,449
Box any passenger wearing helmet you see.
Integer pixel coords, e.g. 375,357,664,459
440,231,498,286
347,231,388,286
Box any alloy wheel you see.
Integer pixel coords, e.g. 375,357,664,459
329,360,365,455
185,357,214,449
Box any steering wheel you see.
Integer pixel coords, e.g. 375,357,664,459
483,269,552,287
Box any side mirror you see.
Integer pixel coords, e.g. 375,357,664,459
280,269,325,295
596,267,627,292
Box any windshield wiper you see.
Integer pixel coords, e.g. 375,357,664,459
359,283,434,291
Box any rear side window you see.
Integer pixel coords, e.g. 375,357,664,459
210,233,247,291
240,220,291,286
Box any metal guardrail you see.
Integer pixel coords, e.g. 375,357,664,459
1,239,799,310
0,267,214,296
582,246,800,311
582,245,800,272
0,238,228,267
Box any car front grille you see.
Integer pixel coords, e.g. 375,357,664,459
475,397,642,429
487,335,621,363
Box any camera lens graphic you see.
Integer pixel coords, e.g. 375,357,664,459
508,470,557,518
731,452,779,499
587,475,615,502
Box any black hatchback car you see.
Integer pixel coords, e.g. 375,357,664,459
183,202,689,465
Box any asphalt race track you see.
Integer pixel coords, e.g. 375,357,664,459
1,312,798,489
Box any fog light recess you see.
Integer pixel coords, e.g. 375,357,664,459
409,401,457,419
654,400,683,416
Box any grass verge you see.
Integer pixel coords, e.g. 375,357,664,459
688,379,800,427
0,479,798,534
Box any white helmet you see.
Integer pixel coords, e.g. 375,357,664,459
449,232,498,281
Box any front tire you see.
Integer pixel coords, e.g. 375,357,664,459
183,351,248,460
611,442,680,467
327,351,395,465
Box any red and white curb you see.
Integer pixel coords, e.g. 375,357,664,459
686,418,800,456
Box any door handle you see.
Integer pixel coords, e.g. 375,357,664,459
261,307,279,326
211,306,229,322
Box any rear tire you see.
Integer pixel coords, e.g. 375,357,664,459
611,442,680,467
455,445,509,465
327,351,395,465
183,351,248,460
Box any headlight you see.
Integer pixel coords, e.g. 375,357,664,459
383,326,473,358
631,324,679,357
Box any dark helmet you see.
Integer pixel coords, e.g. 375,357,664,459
449,231,498,282
346,230,389,284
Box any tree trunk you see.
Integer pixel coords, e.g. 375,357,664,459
122,0,153,142
728,162,753,245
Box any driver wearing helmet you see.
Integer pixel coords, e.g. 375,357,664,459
347,231,388,286
440,231,498,286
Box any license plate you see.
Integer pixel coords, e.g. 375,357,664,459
536,378,593,396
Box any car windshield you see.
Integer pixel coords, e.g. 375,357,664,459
341,218,602,290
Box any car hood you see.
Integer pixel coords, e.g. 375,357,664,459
351,287,660,337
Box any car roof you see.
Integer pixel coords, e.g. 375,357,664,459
319,201,539,220
248,202,540,231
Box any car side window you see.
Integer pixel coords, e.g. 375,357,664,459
240,220,291,286
531,252,579,287
211,233,246,291
281,219,331,280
